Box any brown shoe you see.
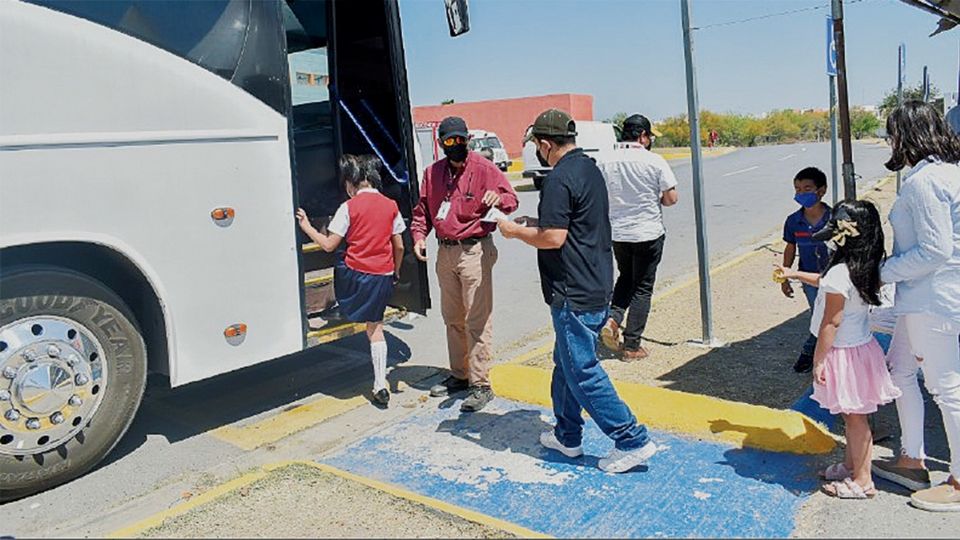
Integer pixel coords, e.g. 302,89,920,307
910,483,960,512
600,318,622,352
621,346,650,362
871,459,931,491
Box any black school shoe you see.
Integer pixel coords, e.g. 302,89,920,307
460,386,495,412
793,353,814,373
373,388,390,408
430,375,470,397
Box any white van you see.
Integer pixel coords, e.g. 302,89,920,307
468,130,511,171
522,120,618,181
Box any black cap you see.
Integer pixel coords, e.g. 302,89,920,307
438,116,469,140
622,114,663,138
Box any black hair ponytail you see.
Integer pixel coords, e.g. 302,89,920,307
824,200,885,306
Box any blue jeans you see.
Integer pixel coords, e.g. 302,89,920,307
801,284,819,357
550,304,650,451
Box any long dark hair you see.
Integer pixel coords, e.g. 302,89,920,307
885,100,960,171
824,200,885,306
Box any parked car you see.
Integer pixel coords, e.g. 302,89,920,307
468,130,511,171
522,120,618,181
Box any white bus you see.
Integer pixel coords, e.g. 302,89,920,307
0,0,461,500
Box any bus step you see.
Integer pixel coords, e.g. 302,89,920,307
302,242,322,254
306,307,404,345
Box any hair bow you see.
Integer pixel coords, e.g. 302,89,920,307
831,219,860,247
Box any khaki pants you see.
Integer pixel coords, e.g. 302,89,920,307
436,237,498,387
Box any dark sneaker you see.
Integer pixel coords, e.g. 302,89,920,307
372,388,390,408
793,353,814,373
460,386,495,412
429,375,469,397
871,459,932,491
910,483,960,512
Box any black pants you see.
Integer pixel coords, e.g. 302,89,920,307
610,235,665,350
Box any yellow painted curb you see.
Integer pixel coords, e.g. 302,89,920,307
108,460,548,539
491,364,836,455
210,394,368,451
107,469,269,538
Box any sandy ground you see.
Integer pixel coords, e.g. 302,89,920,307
138,463,510,539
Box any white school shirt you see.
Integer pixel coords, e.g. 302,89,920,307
598,143,678,243
810,263,874,348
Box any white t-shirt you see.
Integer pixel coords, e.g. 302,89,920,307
809,263,874,347
598,143,678,243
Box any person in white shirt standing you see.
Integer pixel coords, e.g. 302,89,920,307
598,114,679,361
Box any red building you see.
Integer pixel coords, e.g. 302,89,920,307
414,94,594,158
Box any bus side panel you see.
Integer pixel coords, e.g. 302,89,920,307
0,2,304,386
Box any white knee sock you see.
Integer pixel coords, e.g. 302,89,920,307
371,341,388,392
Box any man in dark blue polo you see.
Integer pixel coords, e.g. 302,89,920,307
497,109,657,473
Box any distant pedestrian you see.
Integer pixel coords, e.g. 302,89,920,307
498,109,657,473
872,101,960,512
780,167,832,373
411,116,518,412
778,200,901,499
598,114,678,360
297,155,405,408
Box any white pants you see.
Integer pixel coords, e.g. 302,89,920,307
888,313,960,478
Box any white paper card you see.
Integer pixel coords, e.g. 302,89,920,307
481,207,507,223
436,201,451,221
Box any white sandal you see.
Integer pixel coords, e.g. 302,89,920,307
822,477,876,499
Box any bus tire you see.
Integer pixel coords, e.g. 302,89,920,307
0,266,147,502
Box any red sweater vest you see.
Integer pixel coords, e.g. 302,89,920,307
345,192,399,275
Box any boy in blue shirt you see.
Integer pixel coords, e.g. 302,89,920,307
781,167,832,373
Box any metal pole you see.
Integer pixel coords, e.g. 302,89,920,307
922,65,930,102
829,75,839,206
681,0,716,347
897,44,904,192
832,0,856,201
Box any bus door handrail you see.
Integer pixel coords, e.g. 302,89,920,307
334,90,408,184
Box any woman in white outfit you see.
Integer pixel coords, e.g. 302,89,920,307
872,101,960,512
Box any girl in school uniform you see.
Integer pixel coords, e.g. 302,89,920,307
297,154,405,407
778,200,901,499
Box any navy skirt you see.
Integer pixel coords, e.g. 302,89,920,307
334,261,395,323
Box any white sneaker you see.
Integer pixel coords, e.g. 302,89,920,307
539,431,584,458
598,441,657,473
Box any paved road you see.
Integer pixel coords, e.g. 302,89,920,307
0,141,894,537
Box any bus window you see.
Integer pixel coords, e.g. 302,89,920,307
27,0,288,113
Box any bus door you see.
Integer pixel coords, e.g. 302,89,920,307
282,0,431,343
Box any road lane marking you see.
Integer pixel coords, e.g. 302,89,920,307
107,461,546,539
778,154,796,161
721,165,759,177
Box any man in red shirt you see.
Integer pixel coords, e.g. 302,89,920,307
412,116,518,412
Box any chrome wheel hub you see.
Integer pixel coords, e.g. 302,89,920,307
0,317,108,455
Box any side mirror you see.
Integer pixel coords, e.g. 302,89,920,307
445,0,470,37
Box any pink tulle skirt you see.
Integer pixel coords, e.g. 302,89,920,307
811,338,902,415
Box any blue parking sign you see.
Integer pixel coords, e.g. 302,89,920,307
826,17,837,76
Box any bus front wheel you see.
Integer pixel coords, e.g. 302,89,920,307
0,267,147,502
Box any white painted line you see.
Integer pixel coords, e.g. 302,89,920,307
778,154,796,161
721,165,759,177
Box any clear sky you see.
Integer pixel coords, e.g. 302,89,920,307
397,0,960,121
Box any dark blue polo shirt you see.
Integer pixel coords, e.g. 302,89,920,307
537,148,614,311
783,204,832,273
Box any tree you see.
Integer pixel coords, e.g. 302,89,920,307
850,107,882,139
604,112,629,129
879,83,941,117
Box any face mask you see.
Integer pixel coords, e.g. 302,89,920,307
536,144,551,167
794,192,819,208
443,144,468,163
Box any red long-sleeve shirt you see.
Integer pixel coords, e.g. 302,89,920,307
411,151,518,243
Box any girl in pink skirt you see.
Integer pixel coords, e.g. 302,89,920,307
779,200,901,499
